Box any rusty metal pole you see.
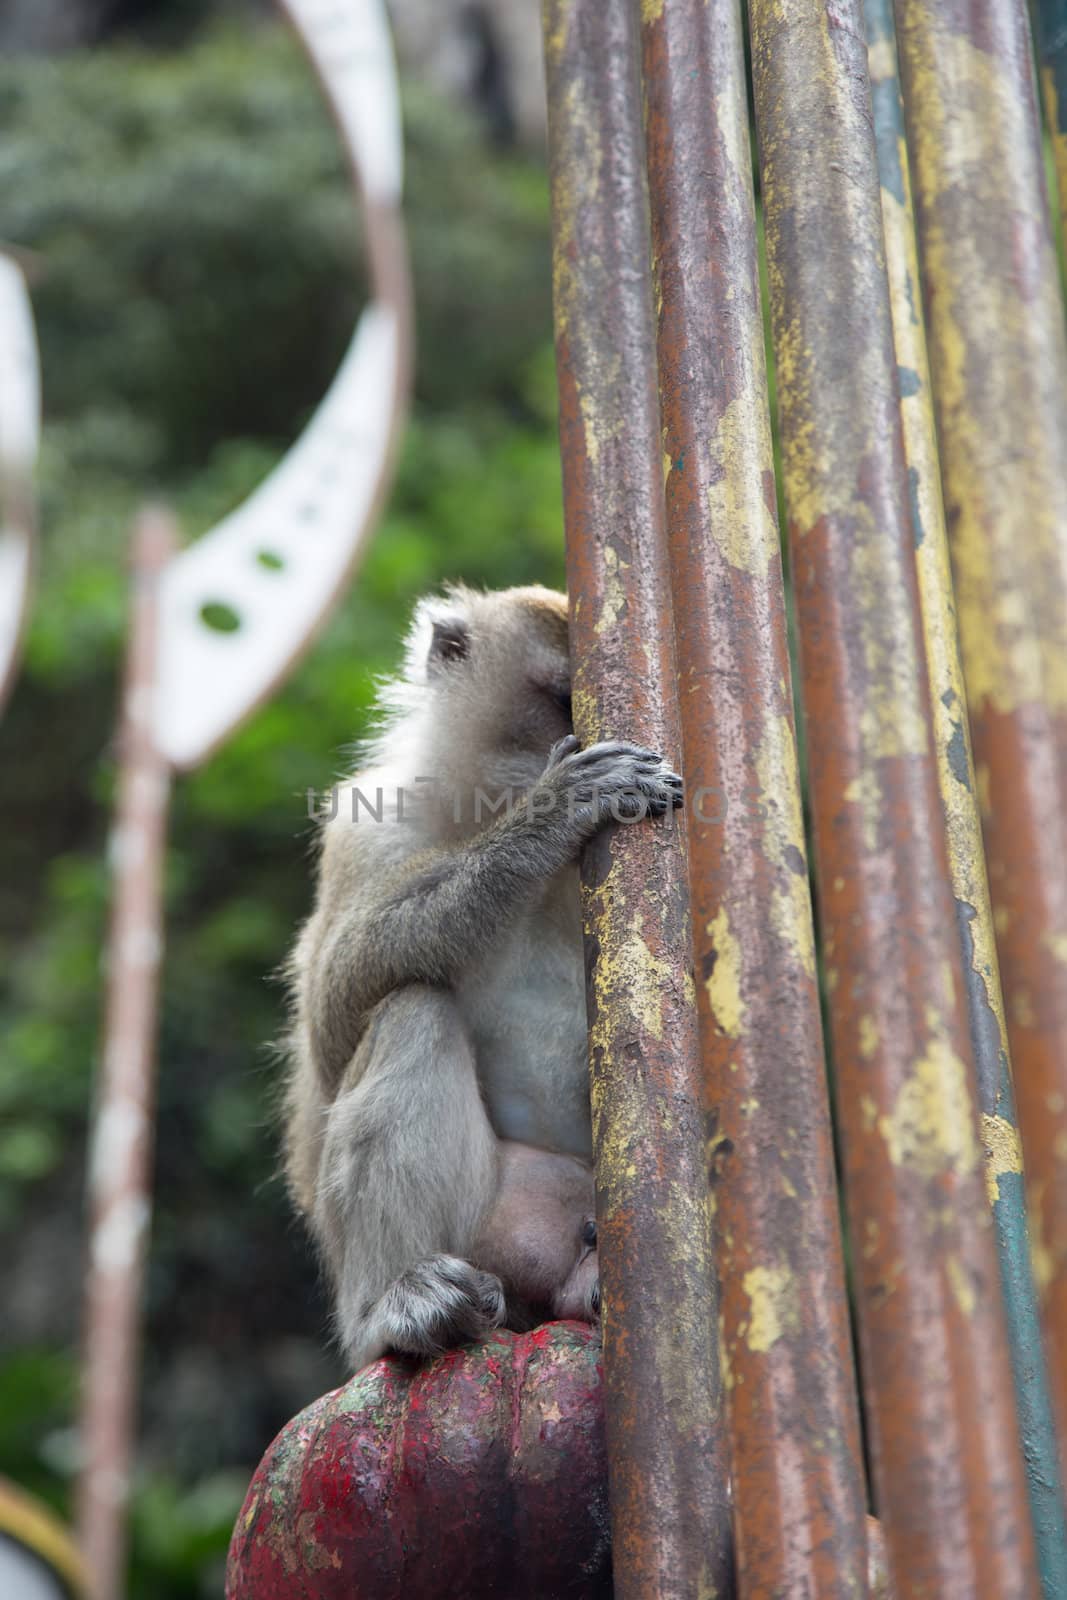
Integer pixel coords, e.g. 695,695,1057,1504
77,507,175,1600
542,2,733,1595
1034,0,1067,237
749,0,1040,1593
893,0,1067,1466
639,3,868,1594
865,0,1067,1585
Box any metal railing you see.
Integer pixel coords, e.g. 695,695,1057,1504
543,0,1067,1594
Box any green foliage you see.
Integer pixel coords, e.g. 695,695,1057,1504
0,19,562,1597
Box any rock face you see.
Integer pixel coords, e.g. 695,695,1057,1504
226,1322,612,1599
387,0,547,148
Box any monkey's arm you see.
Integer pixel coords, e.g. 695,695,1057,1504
306,738,681,1084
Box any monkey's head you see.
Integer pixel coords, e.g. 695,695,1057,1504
404,584,572,793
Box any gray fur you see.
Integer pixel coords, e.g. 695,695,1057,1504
285,584,680,1370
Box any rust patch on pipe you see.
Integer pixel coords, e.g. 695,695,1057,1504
750,0,1039,1592
543,1,733,1595
641,0,868,1593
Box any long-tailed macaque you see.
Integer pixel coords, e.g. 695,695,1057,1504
285,585,681,1370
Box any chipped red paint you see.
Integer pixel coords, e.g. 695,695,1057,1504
640,2,868,1593
542,1,733,1596
226,1324,611,1599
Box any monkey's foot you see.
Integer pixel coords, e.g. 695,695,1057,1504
378,1254,506,1358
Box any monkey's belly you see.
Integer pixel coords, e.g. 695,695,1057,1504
456,922,591,1160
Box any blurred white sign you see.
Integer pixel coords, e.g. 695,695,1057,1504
0,253,40,710
153,0,408,769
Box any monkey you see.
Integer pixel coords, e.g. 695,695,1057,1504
284,584,682,1371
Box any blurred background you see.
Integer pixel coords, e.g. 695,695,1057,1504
0,1,563,1593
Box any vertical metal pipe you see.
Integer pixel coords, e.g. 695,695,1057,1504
639,3,867,1594
865,0,1067,1584
77,507,175,1600
1034,0,1067,235
542,2,734,1595
749,0,1040,1593
893,0,1067,1465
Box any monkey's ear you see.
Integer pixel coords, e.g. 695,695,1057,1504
428,616,470,672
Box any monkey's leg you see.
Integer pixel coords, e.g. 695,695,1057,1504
471,1142,600,1328
315,985,504,1372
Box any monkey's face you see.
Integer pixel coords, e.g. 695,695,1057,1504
412,585,572,790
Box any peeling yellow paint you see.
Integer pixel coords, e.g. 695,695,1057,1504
706,394,777,578
754,714,816,979
591,926,678,1042
594,544,628,637
946,1254,976,1318
578,354,624,468
706,906,745,1038
1043,931,1067,967
980,1112,1024,1208
571,685,598,746
900,29,1067,723
871,12,1019,1082
860,1094,879,1132
858,1014,879,1060
718,1313,733,1391
844,769,883,853
742,1263,798,1353
641,0,664,20
852,523,930,765
879,1034,979,1179
1029,1182,1054,1297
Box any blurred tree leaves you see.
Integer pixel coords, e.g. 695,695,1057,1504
0,17,562,1596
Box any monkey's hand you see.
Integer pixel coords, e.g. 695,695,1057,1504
539,735,683,832
304,742,682,1079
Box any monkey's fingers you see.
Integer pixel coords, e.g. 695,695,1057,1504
558,747,670,788
545,733,582,769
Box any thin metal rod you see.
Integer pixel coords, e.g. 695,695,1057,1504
893,0,1067,1465
542,1,733,1594
77,506,175,1600
749,0,1040,1591
865,0,1067,1584
639,2,867,1593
